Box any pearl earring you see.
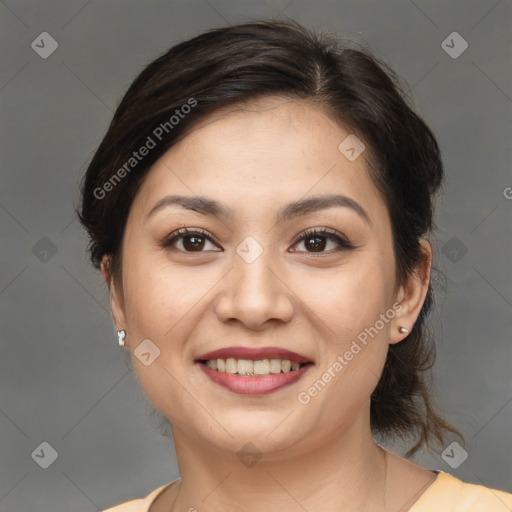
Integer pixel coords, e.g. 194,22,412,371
398,326,409,334
118,330,126,347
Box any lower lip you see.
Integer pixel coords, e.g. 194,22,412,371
197,362,313,395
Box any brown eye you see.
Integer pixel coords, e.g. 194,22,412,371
162,228,221,253
292,228,354,254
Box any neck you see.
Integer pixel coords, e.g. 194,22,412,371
169,415,388,511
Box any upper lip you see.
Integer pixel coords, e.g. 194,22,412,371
195,346,312,364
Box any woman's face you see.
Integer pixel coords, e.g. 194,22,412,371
106,97,429,459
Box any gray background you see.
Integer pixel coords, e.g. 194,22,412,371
0,1,511,511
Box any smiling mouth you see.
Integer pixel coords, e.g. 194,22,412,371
197,358,314,377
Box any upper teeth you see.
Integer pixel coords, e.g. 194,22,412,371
205,358,302,376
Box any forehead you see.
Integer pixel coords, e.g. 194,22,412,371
130,96,385,225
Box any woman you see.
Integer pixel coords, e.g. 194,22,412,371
78,19,512,512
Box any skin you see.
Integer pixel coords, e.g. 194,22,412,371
102,97,437,511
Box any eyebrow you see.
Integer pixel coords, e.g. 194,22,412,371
146,194,372,226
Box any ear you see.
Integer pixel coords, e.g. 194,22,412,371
101,255,126,331
389,238,432,345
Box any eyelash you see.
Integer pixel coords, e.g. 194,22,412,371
292,228,355,253
161,227,355,255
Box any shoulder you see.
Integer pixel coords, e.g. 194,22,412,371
412,471,512,511
102,480,177,512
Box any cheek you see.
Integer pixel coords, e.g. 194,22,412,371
292,257,393,344
291,254,394,411
122,252,214,336
120,256,203,418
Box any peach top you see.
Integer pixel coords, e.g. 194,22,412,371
103,471,512,511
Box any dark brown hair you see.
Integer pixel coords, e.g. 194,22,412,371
77,18,462,456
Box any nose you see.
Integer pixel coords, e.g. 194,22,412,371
214,248,294,331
